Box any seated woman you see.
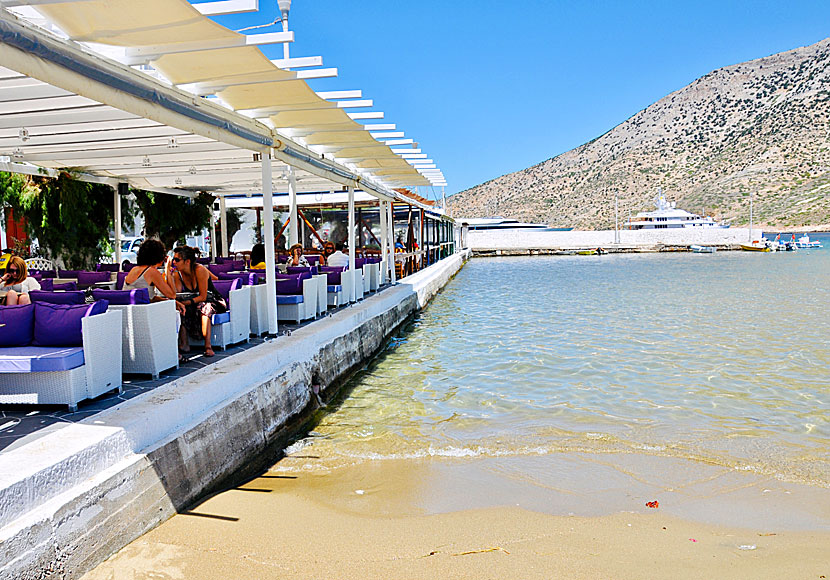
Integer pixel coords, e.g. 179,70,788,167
170,245,227,357
250,242,266,269
319,241,335,267
124,239,183,306
285,243,310,267
0,256,40,305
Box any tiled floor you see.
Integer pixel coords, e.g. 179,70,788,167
0,299,363,453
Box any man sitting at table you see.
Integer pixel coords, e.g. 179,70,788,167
326,242,349,268
0,256,40,305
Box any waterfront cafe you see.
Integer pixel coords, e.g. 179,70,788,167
0,0,453,409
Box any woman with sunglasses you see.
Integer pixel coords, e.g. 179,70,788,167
0,256,40,305
169,245,227,357
319,241,335,267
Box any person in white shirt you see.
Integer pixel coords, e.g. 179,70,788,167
325,242,349,268
0,256,41,305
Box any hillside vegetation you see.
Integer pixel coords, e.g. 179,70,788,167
449,38,830,230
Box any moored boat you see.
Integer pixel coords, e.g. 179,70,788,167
690,245,716,253
740,243,772,252
795,234,823,249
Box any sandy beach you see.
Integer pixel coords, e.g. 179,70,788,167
83,456,830,580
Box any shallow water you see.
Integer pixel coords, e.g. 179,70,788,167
276,237,830,523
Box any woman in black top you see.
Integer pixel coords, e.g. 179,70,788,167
169,245,227,357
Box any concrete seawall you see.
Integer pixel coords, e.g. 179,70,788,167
0,253,468,579
468,228,764,254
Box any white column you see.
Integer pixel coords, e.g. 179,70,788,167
288,166,298,246
114,185,122,267
348,186,356,302
219,195,229,258
379,200,388,285
262,153,278,334
387,201,396,284
209,209,217,260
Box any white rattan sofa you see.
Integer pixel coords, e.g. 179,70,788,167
0,308,122,411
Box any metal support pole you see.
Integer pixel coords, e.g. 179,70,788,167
379,200,388,284
288,166,298,246
348,186,356,301
387,202,396,284
114,183,125,267
262,153,278,334
219,195,229,258
209,210,217,260
614,193,620,245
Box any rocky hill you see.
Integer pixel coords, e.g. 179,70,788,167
448,38,830,230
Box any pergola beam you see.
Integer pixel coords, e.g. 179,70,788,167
122,31,294,65
193,0,259,16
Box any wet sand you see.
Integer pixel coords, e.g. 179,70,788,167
83,456,830,580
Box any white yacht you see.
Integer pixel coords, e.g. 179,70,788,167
625,191,726,230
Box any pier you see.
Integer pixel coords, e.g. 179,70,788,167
465,227,764,255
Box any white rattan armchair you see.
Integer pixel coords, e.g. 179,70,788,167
110,300,178,379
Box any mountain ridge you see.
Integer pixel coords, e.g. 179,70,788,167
448,38,830,230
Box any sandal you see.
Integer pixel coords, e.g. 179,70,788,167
204,348,215,357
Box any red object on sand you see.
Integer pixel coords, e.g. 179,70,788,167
645,500,659,508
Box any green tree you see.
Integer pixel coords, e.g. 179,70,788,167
0,171,128,269
132,190,214,251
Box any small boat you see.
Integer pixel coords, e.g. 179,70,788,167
576,249,597,255
795,234,823,249
740,243,772,252
690,245,716,253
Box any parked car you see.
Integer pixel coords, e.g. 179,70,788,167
109,236,143,268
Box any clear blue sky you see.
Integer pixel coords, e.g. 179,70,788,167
209,1,830,199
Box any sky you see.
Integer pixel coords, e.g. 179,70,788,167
209,1,830,200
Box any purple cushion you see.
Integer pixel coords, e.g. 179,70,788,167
32,300,108,347
77,271,111,285
38,278,53,291
325,271,342,286
0,346,85,372
276,277,303,295
115,271,128,291
354,259,366,269
91,288,150,305
286,266,318,276
29,290,86,305
28,272,43,281
196,257,211,265
208,263,233,275
230,260,245,270
306,255,320,265
96,263,121,272
32,269,56,279
211,279,240,302
58,269,80,278
319,266,347,273
218,272,258,286
0,303,34,347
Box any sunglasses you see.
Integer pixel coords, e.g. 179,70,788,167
172,257,182,262
6,268,18,274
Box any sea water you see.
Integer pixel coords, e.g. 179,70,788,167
274,236,830,527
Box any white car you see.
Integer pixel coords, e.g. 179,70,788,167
110,236,143,267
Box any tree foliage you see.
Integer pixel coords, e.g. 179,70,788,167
132,190,214,251
0,171,126,269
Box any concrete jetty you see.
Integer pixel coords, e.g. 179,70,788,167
467,227,764,255
0,252,469,579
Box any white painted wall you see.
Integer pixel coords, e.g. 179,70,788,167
468,228,763,250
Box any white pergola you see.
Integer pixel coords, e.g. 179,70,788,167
0,0,448,333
